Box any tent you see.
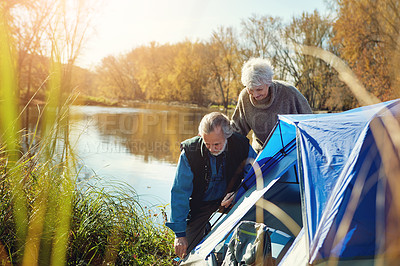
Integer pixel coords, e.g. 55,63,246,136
181,99,400,265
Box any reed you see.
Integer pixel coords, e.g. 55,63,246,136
68,181,175,265
0,7,175,266
0,148,175,265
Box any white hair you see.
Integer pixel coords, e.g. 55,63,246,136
198,112,233,139
241,57,274,89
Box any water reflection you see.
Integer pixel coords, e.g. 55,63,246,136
20,103,210,207
69,104,209,164
21,104,226,208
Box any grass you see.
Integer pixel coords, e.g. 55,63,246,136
0,10,175,265
0,101,176,265
78,95,119,107
0,149,176,265
68,181,175,265
0,75,176,265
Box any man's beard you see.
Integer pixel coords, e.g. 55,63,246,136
210,139,227,156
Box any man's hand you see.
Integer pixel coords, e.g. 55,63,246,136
174,236,188,259
221,192,235,208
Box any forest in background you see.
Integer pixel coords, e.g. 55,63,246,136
5,0,400,112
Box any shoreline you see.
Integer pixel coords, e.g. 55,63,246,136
21,95,229,111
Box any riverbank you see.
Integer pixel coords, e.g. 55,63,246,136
1,98,177,264
21,94,229,112
0,149,176,265
23,94,328,113
79,95,231,111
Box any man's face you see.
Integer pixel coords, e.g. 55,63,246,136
202,126,227,156
246,83,270,101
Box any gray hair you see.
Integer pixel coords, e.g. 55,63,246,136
241,57,274,89
198,112,233,139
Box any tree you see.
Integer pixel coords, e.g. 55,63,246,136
170,41,211,105
281,10,351,110
332,0,400,102
96,55,142,100
208,26,241,109
4,0,100,102
5,0,54,100
240,14,283,60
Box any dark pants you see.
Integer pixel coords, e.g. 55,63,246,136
186,201,220,253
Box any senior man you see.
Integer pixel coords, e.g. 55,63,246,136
166,112,257,259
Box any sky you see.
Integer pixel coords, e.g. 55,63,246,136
77,0,329,69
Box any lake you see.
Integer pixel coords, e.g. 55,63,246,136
61,103,213,210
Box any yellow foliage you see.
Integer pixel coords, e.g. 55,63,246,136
332,0,400,101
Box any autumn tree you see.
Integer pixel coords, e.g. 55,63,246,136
5,0,97,102
122,41,213,104
3,0,51,100
48,0,98,100
70,65,98,98
281,10,349,110
0,0,101,108
151,42,181,101
96,54,142,100
170,41,211,105
332,0,400,102
240,14,283,60
208,26,241,109
128,42,176,101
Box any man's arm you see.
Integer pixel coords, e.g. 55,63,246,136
165,150,194,258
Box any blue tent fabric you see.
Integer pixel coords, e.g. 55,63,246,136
234,120,297,203
235,139,296,203
294,115,371,249
280,99,400,263
308,124,381,261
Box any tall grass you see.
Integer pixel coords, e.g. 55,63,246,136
68,181,175,265
0,7,175,266
0,6,28,262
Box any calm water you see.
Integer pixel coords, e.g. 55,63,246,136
21,103,214,211
63,103,212,208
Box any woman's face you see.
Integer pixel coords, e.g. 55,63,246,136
246,83,270,101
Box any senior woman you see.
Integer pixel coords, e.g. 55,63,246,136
231,57,312,153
